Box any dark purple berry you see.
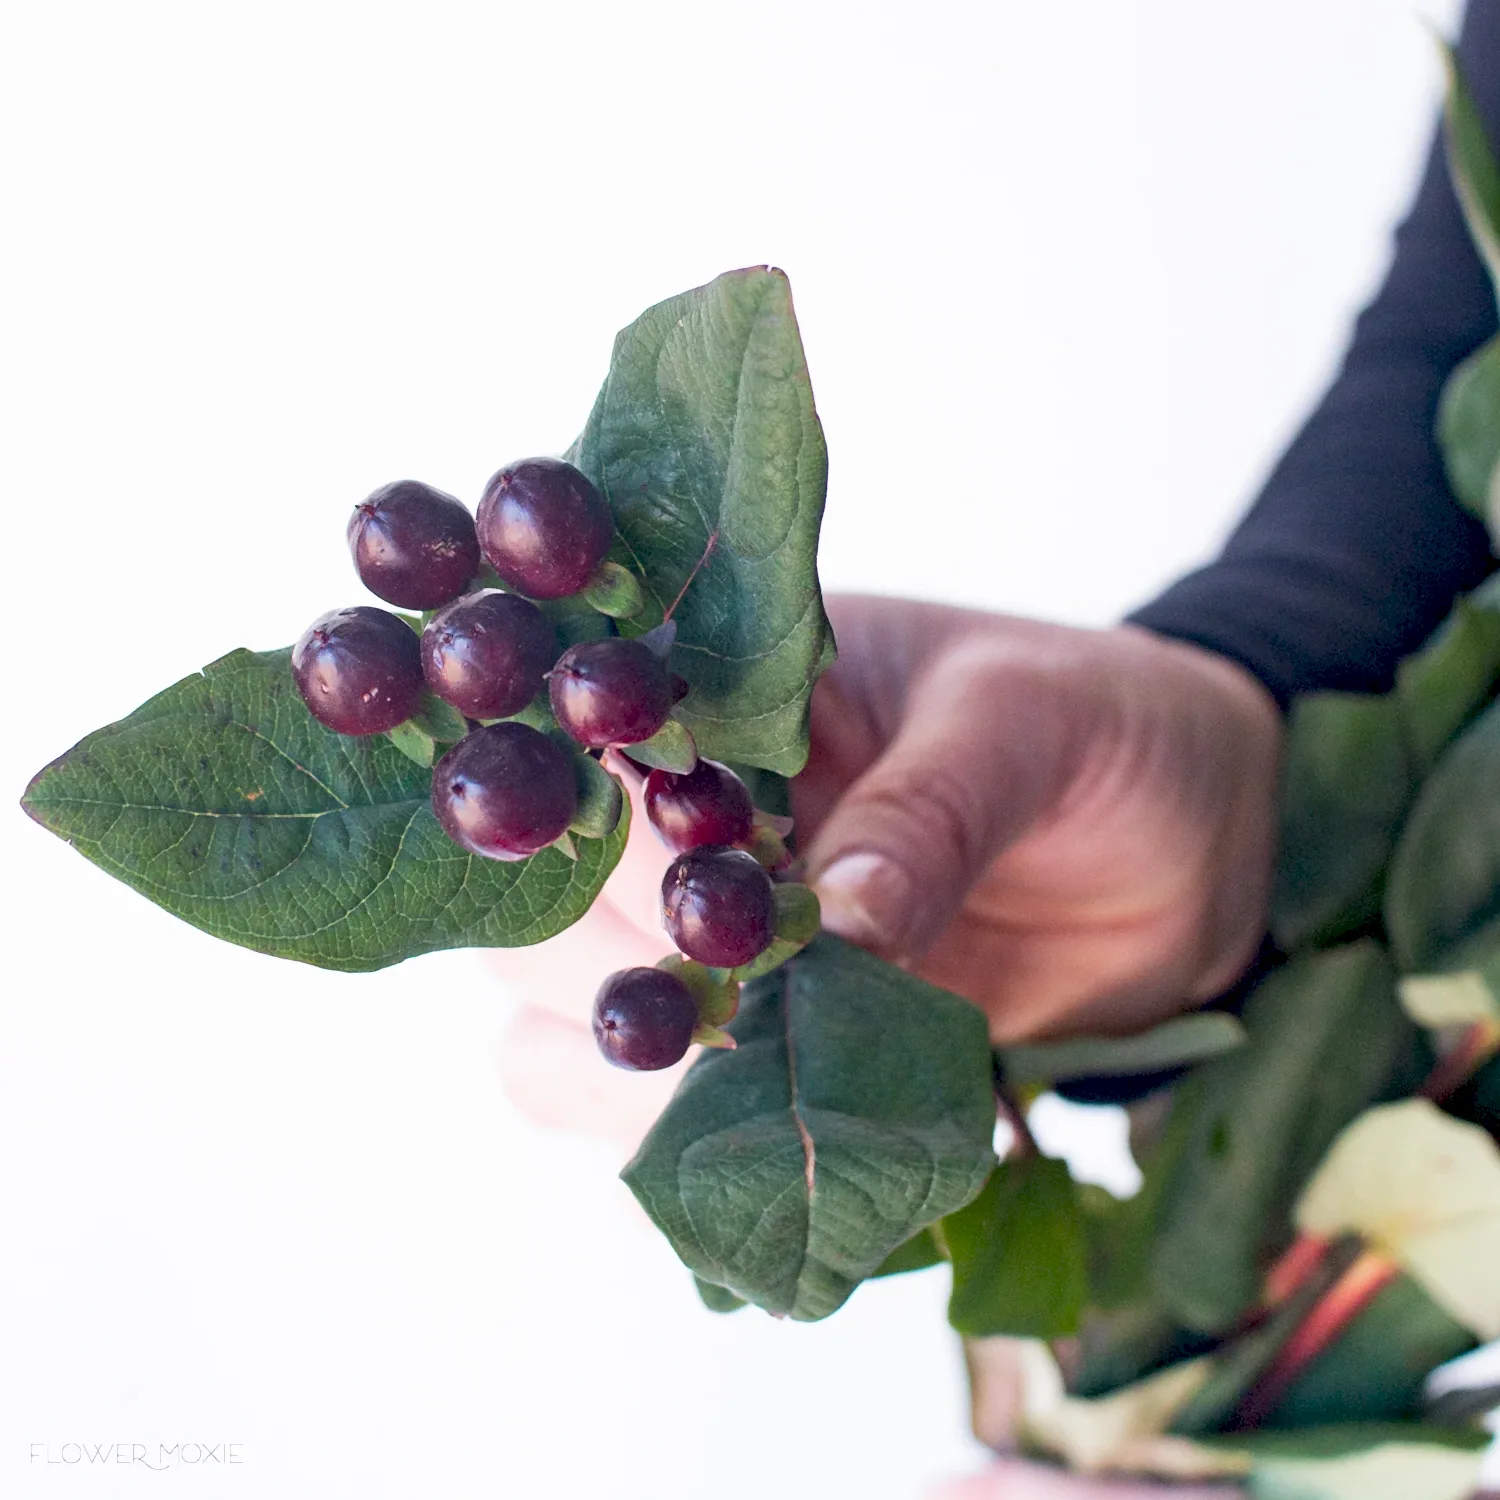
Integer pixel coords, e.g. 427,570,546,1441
291,606,423,735
420,590,557,720
476,458,613,600
431,722,578,860
592,967,699,1071
661,847,776,968
347,480,480,609
548,637,673,747
645,760,755,855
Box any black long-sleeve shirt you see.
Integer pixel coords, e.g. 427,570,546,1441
1128,1,1500,705
1059,4,1500,1103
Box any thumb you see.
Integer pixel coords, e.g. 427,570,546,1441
804,649,1081,963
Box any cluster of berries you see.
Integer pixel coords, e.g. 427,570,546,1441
289,459,809,1074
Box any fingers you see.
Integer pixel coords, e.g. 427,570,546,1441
498,1006,686,1150
803,641,1081,964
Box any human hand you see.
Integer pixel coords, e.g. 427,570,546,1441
796,596,1282,1043
491,592,1282,1142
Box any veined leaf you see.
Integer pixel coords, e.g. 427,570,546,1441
570,267,834,775
22,648,627,971
622,934,995,1321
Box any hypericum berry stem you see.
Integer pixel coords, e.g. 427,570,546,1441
1261,1232,1334,1310
1419,1018,1500,1103
1233,1247,1399,1429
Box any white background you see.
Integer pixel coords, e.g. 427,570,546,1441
0,1,1469,1495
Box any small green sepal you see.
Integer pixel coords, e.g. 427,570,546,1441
570,753,624,839
583,560,647,619
626,717,698,773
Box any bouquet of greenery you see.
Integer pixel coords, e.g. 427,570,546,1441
22,40,1500,1500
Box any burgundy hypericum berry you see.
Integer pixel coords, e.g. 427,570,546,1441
430,722,577,860
476,458,613,600
420,590,557,720
291,606,424,735
592,966,699,1071
548,637,673,747
645,759,755,855
661,847,776,968
347,480,480,609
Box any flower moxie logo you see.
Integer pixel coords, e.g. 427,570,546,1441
30,1442,243,1470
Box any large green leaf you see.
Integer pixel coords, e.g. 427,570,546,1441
1270,693,1415,952
1437,333,1500,523
943,1155,1089,1339
1396,574,1500,772
621,934,996,1321
1151,942,1420,1333
1441,42,1500,297
998,1012,1245,1087
569,267,834,775
1386,698,1500,970
22,648,627,971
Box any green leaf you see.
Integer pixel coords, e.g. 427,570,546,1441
22,647,628,971
386,719,436,767
1151,942,1420,1333
1441,41,1500,296
694,1275,747,1314
1270,692,1415,952
1397,576,1500,772
1386,698,1500,970
569,753,624,839
569,267,835,776
1437,334,1500,523
621,933,996,1321
872,1227,944,1278
408,691,468,744
623,717,698,773
943,1155,1089,1339
493,692,559,736
997,1012,1245,1087
581,560,646,620
658,954,741,1029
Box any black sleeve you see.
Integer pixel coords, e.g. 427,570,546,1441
1127,0,1500,708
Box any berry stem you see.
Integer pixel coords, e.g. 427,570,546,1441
1261,1232,1334,1309
1419,1018,1500,1103
1232,1246,1399,1429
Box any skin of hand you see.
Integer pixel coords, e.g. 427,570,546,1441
492,592,1282,1138
489,594,1277,1498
